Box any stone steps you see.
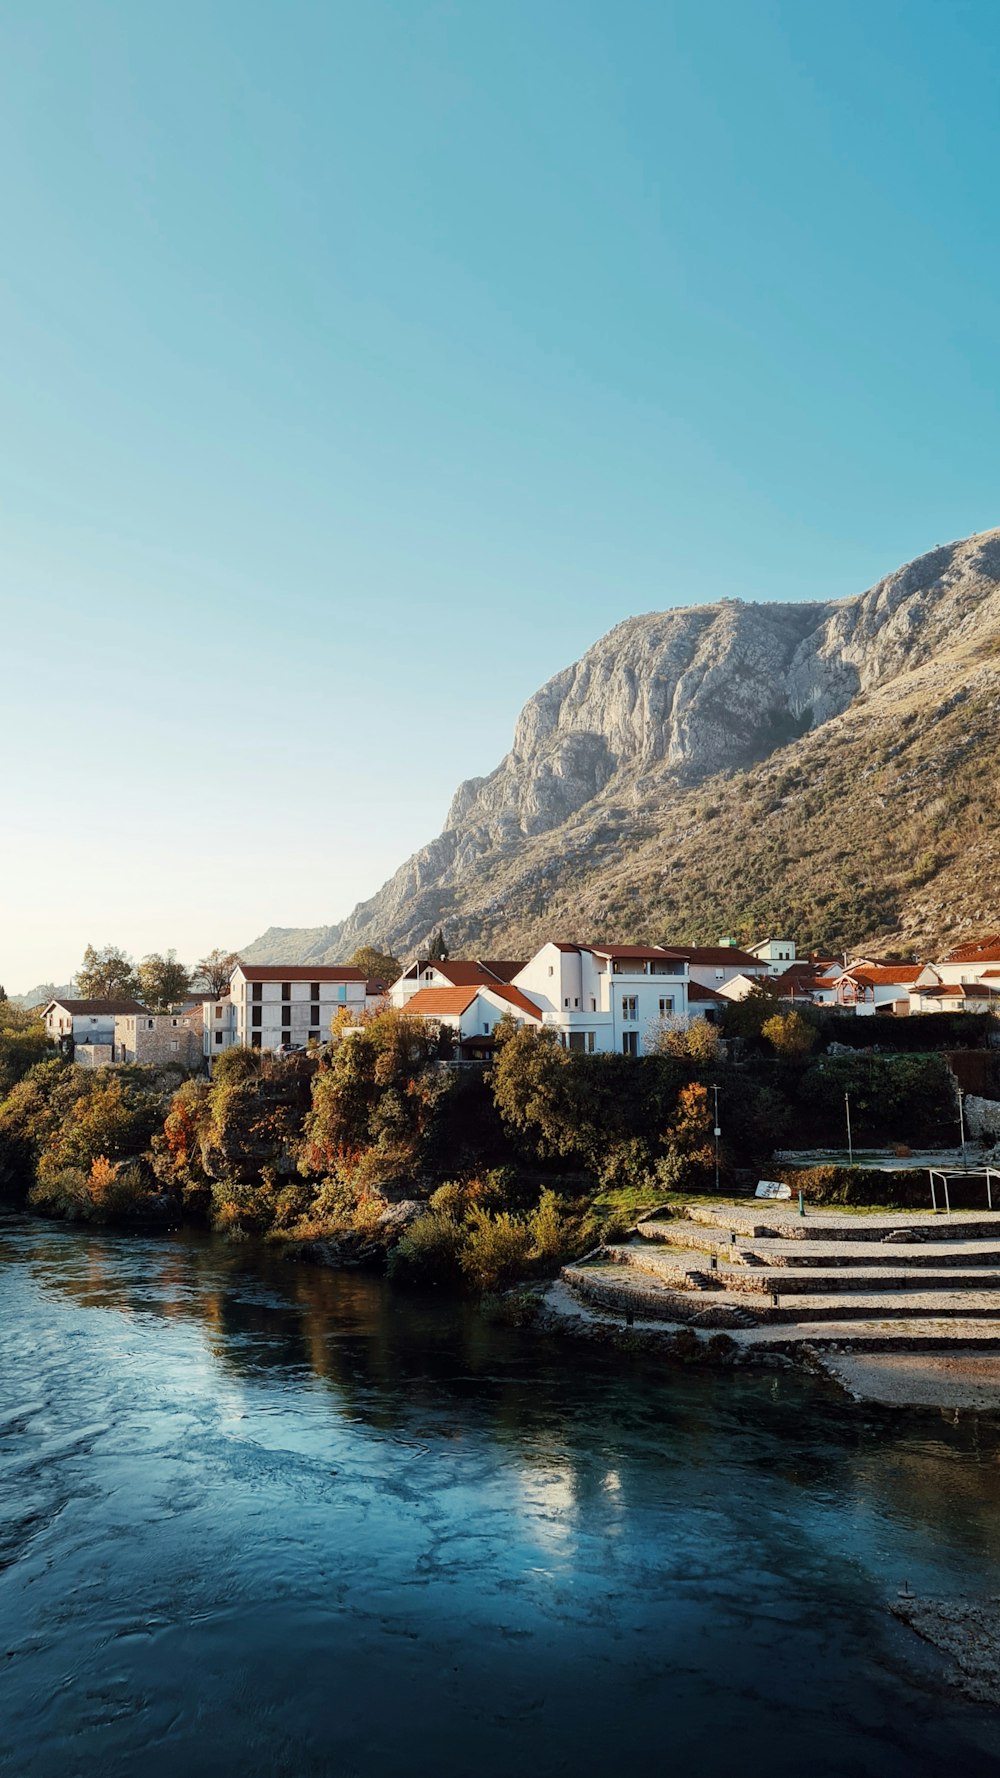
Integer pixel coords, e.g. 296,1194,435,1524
557,1199,1000,1358
636,1219,1000,1269
606,1244,1000,1297
685,1204,1000,1243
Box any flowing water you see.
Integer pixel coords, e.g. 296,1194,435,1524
3,1210,1000,1777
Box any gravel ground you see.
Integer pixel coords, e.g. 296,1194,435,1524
818,1350,1000,1409
891,1596,1000,1704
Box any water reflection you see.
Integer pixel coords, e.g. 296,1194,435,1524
2,1211,1000,1778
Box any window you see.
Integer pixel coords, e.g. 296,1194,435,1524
251,1034,262,1049
622,995,638,1022
659,996,674,1017
310,982,320,1001
574,997,579,1008
715,969,724,981
252,982,262,1002
483,1022,490,1035
281,1028,291,1046
170,1040,179,1052
214,1032,223,1046
548,966,554,977
147,1019,154,1030
308,1029,320,1042
622,1032,638,1056
338,986,347,1003
567,1032,586,1052
251,1007,262,1028
587,1032,596,1053
281,982,291,1002
310,1003,320,1026
564,997,570,1008
215,1005,222,1019
589,996,596,1012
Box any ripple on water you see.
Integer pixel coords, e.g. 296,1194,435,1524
2,1212,1000,1778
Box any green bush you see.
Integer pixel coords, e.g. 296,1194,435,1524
387,1210,465,1285
459,1207,534,1292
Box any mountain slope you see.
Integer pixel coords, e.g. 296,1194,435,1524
243,529,1000,964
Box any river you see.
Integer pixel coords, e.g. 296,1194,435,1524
2,1211,1000,1777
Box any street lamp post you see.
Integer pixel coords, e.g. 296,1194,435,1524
845,1091,854,1166
958,1088,968,1171
712,1082,721,1193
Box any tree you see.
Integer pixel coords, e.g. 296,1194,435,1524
348,946,401,987
427,928,449,961
137,951,192,1010
195,949,242,996
76,944,139,1000
761,1010,817,1057
648,1014,723,1065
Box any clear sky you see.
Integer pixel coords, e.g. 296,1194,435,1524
2,0,999,992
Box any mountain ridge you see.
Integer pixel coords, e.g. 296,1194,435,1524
242,528,1000,965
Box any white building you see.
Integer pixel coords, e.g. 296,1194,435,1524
43,997,146,1064
389,958,526,1008
668,945,770,991
825,964,922,1016
747,937,798,974
206,964,378,1056
511,943,690,1056
401,982,543,1056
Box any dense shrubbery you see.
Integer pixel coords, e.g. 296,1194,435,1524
0,1000,987,1279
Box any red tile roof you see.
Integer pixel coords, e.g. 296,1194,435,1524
669,945,764,968
486,984,543,1020
46,998,146,1015
586,944,687,963
408,959,527,987
915,981,1000,999
236,965,365,983
943,935,1000,963
846,966,922,987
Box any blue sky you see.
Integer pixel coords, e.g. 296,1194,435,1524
2,0,999,991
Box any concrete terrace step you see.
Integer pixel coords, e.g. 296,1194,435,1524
685,1204,1000,1244
606,1244,1000,1298
635,1220,1000,1270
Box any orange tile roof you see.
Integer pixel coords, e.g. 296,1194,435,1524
943,934,1000,963
846,966,922,987
402,986,478,1016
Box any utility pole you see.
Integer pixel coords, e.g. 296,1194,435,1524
845,1091,853,1166
712,1082,721,1193
958,1087,968,1171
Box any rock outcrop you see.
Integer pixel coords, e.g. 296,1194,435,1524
242,528,1000,964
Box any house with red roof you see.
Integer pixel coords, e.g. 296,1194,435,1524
400,981,544,1057
388,957,526,1008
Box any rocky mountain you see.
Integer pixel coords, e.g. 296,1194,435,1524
243,528,1000,965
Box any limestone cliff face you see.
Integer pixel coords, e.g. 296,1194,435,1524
241,528,1000,964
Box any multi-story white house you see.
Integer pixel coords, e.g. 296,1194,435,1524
511,943,690,1056
205,964,380,1057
